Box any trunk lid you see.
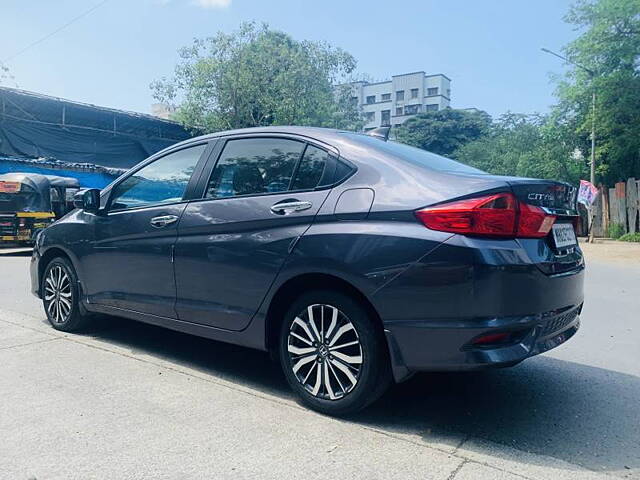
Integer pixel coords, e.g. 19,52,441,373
506,179,581,275
507,178,578,215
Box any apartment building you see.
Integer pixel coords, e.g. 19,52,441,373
346,71,451,130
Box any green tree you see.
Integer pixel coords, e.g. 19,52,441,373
394,108,492,157
151,22,363,133
455,113,588,184
556,0,640,184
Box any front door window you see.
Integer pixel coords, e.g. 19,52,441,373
110,144,207,210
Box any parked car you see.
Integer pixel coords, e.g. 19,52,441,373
30,126,584,415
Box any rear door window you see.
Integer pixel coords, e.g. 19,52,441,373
290,145,329,190
206,138,305,198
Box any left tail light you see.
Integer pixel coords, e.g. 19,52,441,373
415,192,556,239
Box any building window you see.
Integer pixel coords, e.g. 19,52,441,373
396,90,404,101
404,104,421,115
395,107,403,116
427,87,438,96
365,111,375,122
425,104,439,112
350,96,359,106
381,110,391,126
410,88,419,99
366,95,376,104
381,93,391,101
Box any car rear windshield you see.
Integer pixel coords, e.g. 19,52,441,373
345,133,486,174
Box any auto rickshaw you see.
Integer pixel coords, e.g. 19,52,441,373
0,172,80,245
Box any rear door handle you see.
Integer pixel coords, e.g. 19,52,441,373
270,200,313,215
150,215,179,228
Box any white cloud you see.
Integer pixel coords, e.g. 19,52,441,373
191,0,231,8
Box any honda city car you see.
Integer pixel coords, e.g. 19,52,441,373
30,126,584,415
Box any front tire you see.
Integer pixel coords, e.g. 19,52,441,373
42,257,92,332
279,290,391,416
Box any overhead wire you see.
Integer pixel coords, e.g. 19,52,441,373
1,0,110,64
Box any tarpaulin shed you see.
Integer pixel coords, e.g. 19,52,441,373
0,87,192,169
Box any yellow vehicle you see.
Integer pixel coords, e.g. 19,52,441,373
0,173,80,245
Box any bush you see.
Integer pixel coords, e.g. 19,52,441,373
618,232,640,242
608,223,625,239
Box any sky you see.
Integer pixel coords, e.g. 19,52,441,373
0,0,578,118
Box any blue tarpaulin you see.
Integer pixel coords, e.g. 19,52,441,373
0,157,118,189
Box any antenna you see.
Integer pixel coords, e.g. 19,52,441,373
365,126,391,141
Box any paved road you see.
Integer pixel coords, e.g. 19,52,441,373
0,250,638,479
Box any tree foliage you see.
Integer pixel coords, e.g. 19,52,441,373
151,22,363,133
455,113,588,184
557,0,640,184
394,109,492,157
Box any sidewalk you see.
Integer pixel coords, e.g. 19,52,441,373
579,238,640,266
0,307,622,480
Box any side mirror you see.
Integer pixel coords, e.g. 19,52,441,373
73,189,101,214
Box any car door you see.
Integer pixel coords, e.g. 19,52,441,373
82,142,211,318
174,135,338,331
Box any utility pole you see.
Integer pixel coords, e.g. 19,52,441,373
542,47,597,240
590,89,596,185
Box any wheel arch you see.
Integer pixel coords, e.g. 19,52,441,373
264,272,387,358
38,247,82,295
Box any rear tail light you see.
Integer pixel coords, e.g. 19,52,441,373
415,192,556,239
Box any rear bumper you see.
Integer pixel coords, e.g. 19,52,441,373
385,304,581,374
372,234,585,381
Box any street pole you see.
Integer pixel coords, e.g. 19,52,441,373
541,47,597,241
588,89,596,242
590,89,596,185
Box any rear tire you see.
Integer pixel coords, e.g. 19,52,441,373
278,289,391,416
42,257,92,332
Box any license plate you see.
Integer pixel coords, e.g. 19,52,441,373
552,223,577,248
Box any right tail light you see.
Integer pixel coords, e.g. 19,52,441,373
415,192,556,239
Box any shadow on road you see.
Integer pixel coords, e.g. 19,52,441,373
75,314,638,475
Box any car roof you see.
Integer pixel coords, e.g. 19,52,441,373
167,126,370,158
193,126,350,142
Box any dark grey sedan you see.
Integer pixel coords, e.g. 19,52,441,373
30,126,584,415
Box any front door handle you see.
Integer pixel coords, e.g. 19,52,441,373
270,200,313,216
150,214,179,228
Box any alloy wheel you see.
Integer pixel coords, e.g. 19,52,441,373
287,303,363,400
44,265,73,324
